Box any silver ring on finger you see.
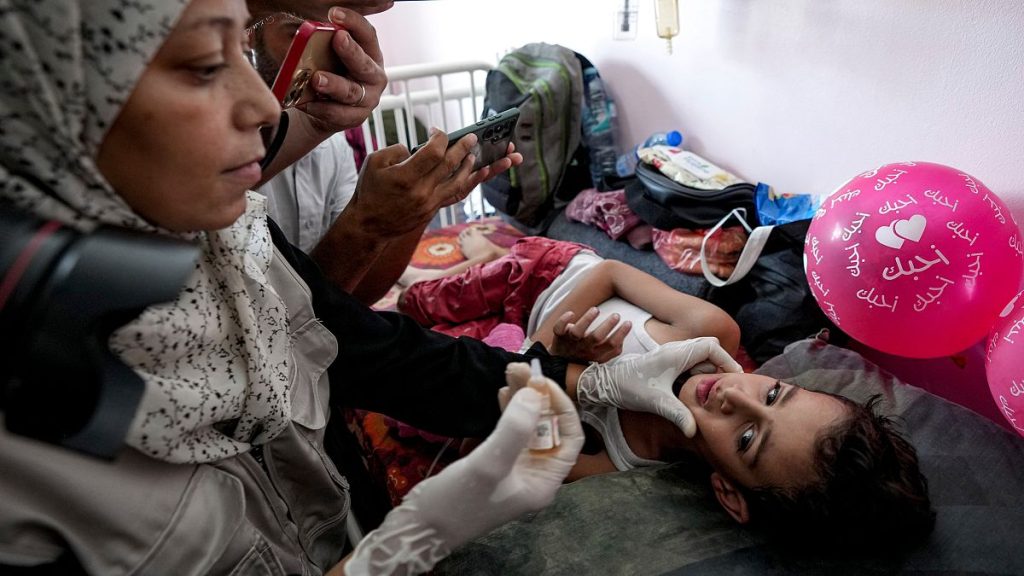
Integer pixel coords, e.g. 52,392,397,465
353,83,366,106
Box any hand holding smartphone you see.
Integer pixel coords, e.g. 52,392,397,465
413,107,520,172
271,21,348,108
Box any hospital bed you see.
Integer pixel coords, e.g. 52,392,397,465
341,58,1024,575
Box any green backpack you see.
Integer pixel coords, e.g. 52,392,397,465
481,43,586,232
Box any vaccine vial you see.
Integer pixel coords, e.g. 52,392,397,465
654,0,679,54
527,359,560,453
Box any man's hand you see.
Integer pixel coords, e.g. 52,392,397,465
249,0,395,20
576,337,743,438
549,308,631,364
310,130,520,298
335,0,395,15
294,7,387,134
344,130,521,238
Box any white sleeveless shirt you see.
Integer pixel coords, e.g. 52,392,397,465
523,252,666,471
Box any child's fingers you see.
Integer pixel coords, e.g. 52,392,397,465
569,307,600,337
552,311,576,336
588,313,620,343
605,320,632,351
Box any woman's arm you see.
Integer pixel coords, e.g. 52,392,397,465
272,219,578,437
533,259,740,354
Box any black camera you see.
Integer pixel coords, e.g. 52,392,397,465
0,204,198,458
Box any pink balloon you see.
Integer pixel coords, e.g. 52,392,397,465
986,290,1024,437
804,161,1023,358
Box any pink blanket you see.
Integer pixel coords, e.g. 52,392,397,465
399,237,589,340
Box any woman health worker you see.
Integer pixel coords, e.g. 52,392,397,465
0,0,740,574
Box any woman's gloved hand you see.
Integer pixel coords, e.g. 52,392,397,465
576,337,743,438
345,364,584,575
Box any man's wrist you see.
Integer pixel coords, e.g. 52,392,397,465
329,209,388,251
291,107,338,141
311,209,389,294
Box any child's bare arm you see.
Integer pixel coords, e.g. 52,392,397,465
534,259,740,355
532,262,626,362
601,260,739,353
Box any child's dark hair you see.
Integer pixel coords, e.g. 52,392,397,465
739,394,935,555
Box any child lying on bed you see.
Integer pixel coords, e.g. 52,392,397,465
399,229,935,553
399,227,742,361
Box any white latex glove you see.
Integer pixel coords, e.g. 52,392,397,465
345,365,584,575
576,337,743,438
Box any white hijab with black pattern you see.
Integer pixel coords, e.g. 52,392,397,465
0,1,293,464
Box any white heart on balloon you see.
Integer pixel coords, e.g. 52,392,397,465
894,214,927,242
875,214,928,250
875,225,905,250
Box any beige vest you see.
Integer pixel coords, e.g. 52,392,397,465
0,248,348,575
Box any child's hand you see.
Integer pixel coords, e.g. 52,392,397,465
549,308,631,364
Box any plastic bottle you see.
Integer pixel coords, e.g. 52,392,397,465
527,359,560,454
614,130,684,177
580,65,619,188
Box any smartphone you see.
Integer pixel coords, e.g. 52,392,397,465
271,21,347,108
413,107,520,172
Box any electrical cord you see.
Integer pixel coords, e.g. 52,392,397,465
259,111,290,171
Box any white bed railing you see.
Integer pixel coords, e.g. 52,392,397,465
360,60,496,228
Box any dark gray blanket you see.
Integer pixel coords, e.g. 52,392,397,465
437,338,1024,575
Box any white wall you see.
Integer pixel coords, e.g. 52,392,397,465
370,0,1024,220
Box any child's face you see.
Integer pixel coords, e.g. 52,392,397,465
678,372,848,490
97,0,280,232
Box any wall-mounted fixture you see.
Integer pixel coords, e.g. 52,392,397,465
615,0,639,40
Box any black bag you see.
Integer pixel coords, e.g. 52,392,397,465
624,162,759,230
701,213,845,363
